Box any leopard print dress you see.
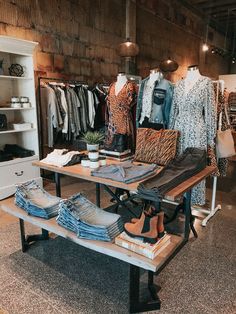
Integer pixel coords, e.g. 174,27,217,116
105,81,137,148
169,76,216,205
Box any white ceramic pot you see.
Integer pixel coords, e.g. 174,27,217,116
81,158,90,167
88,150,99,160
90,160,100,169
87,143,99,151
99,157,107,166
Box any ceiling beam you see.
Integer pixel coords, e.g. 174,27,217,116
198,0,236,9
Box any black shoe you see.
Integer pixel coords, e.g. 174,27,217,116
4,144,35,158
113,134,127,152
0,150,13,162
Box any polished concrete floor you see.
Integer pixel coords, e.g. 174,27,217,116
0,162,235,314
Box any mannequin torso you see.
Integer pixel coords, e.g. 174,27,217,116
115,73,128,96
184,66,202,94
148,71,163,85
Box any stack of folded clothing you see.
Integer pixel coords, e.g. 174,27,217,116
15,180,61,219
57,193,124,241
137,148,207,201
91,161,158,183
41,149,85,167
4,144,34,158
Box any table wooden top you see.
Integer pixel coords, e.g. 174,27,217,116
0,197,183,272
33,160,217,201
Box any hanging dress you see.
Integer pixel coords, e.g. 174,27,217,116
169,76,216,205
105,81,137,149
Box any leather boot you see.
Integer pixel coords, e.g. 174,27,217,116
124,213,158,244
114,134,127,152
131,210,165,239
157,212,165,239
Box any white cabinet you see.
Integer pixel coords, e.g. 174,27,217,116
0,36,41,199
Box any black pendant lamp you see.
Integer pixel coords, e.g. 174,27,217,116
159,57,179,72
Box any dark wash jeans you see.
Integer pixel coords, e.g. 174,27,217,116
137,147,207,202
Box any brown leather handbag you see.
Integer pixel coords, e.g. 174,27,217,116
134,128,179,166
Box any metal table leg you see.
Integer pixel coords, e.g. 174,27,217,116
96,183,101,207
55,172,61,197
19,219,49,252
129,265,161,313
184,189,198,240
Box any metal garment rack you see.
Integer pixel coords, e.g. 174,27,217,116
37,76,88,159
190,80,223,226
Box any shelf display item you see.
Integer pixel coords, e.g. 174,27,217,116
15,180,61,219
0,114,7,130
91,161,158,184
136,68,173,130
8,63,24,77
81,157,90,167
105,73,138,152
19,96,29,103
0,36,41,200
134,128,179,165
12,122,32,130
10,102,21,108
169,65,216,205
57,193,123,241
137,147,207,201
40,149,85,167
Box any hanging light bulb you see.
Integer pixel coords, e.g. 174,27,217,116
232,58,236,64
202,43,209,52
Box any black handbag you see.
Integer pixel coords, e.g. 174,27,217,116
0,114,7,131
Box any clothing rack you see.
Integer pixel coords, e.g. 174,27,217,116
191,80,223,226
37,77,88,159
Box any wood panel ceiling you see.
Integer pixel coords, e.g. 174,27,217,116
183,0,236,38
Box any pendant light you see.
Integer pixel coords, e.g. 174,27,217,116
159,57,179,72
159,23,178,72
117,38,139,57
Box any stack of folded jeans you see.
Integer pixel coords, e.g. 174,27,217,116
15,180,61,219
57,193,124,241
137,148,207,201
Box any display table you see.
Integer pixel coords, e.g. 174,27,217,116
0,162,216,313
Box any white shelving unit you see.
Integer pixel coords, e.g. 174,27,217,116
0,36,42,200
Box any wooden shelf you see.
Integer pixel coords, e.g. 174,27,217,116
0,107,34,111
0,128,36,134
0,75,33,80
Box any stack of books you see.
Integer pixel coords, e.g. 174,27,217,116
99,149,133,161
115,231,171,260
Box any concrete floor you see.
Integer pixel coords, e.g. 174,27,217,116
0,163,235,314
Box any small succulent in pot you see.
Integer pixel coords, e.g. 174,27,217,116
82,131,104,151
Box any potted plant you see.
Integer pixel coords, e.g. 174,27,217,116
82,131,104,151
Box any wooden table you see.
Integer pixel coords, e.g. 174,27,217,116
0,161,216,313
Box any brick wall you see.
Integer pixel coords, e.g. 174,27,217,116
136,0,230,82
0,0,125,84
0,0,230,84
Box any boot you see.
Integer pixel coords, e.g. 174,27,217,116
114,134,127,152
156,212,165,239
131,210,165,239
124,213,158,244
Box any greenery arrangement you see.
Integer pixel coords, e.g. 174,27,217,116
82,131,104,144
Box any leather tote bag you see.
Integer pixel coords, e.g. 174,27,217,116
216,106,235,158
134,128,179,166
